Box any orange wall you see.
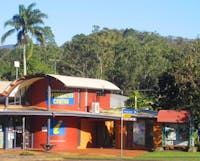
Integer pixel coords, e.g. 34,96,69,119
33,116,48,148
28,78,111,111
115,120,126,149
78,119,114,149
153,122,162,148
33,116,79,150
78,119,94,149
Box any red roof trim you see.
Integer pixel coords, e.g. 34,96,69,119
157,110,190,123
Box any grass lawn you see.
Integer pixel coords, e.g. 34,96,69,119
133,151,200,161
50,151,200,161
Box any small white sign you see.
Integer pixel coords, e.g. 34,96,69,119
123,118,137,121
14,61,20,68
42,126,47,132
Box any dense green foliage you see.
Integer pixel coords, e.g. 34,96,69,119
1,26,200,127
1,3,49,75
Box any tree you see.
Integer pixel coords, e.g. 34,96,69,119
155,39,200,127
1,3,48,76
125,90,154,110
60,28,123,78
111,29,170,94
156,72,180,109
60,34,99,77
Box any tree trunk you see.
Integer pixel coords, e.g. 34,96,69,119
23,44,27,76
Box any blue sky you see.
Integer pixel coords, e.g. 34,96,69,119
0,0,200,46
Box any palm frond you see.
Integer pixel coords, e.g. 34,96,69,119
4,20,15,27
2,3,48,48
17,30,23,45
1,29,15,43
27,3,36,11
19,4,26,15
35,29,46,47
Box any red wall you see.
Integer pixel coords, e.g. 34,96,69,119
33,116,48,147
26,76,114,150
33,116,79,150
28,77,111,111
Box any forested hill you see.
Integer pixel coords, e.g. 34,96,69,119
0,28,200,126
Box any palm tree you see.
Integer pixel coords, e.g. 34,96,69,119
1,3,48,76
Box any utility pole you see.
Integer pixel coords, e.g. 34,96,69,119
135,95,137,110
49,59,60,74
14,61,20,79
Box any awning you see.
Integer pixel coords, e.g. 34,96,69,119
157,110,190,123
48,74,120,91
0,110,121,120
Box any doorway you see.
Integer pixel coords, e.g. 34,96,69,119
3,116,32,149
14,117,23,148
145,120,154,148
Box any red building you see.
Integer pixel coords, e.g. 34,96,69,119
0,74,158,151
157,110,193,150
0,74,121,150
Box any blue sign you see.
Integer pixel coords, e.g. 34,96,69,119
46,89,74,105
50,119,66,136
122,109,137,114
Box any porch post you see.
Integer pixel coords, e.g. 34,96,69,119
162,123,166,147
47,117,51,145
3,117,8,149
4,96,9,109
85,89,88,112
47,77,51,145
189,116,194,147
22,116,26,150
78,89,81,110
47,78,51,111
120,108,124,158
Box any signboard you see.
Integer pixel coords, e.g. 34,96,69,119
50,119,66,136
123,117,137,121
47,89,74,105
120,108,137,157
133,120,145,145
42,126,47,132
122,109,137,121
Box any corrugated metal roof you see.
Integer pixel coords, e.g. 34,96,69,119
9,77,44,97
0,81,11,93
48,74,120,91
1,74,120,97
157,110,190,123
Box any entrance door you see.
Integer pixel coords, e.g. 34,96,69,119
145,120,154,148
14,118,23,148
15,126,23,148
2,116,32,149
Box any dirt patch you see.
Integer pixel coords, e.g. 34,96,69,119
0,148,149,160
50,148,148,157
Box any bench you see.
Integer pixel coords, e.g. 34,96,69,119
40,144,56,152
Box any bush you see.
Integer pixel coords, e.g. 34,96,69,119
20,151,35,156
196,142,200,151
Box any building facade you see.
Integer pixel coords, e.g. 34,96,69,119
0,74,158,151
